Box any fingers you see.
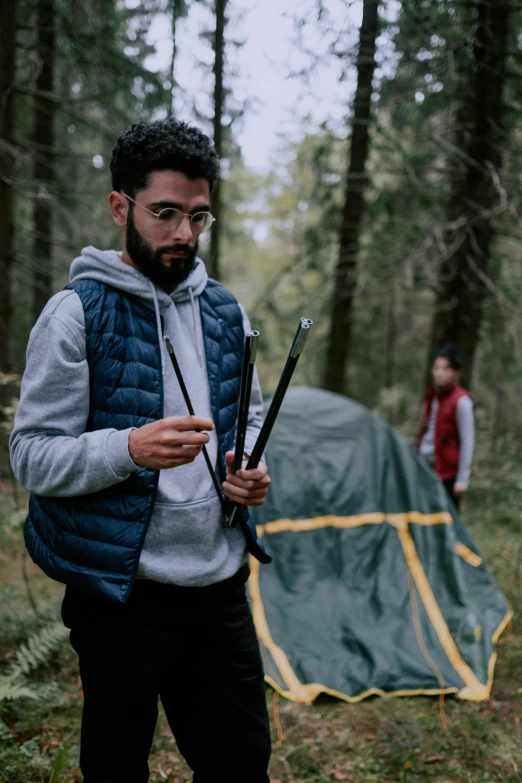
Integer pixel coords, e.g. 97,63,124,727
162,429,210,446
224,452,268,482
159,443,210,469
223,481,269,499
164,415,214,432
222,482,269,506
129,415,216,470
222,454,271,507
224,472,271,491
235,465,268,482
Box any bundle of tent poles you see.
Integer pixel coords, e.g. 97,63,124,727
164,317,313,527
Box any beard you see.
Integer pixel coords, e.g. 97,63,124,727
126,211,197,289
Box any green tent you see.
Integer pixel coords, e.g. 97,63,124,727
250,387,511,704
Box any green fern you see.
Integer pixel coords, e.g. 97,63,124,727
7,623,70,680
0,679,41,702
0,622,70,703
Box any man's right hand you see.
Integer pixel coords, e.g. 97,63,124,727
128,416,214,470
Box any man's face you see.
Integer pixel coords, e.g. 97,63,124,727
119,170,211,290
432,357,459,390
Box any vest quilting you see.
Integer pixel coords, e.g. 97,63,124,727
24,279,270,603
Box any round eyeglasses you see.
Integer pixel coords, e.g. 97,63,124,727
123,193,215,234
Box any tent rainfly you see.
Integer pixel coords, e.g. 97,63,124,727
250,387,511,704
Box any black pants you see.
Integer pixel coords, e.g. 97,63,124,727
62,566,271,783
443,478,461,509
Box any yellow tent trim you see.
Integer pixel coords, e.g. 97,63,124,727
394,524,489,701
261,513,384,534
491,609,513,645
259,510,452,536
249,555,313,704
456,542,483,567
249,516,511,704
263,674,459,705
249,551,464,704
486,610,514,695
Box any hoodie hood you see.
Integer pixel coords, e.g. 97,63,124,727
70,246,208,305
70,246,209,373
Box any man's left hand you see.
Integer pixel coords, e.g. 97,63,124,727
223,452,271,507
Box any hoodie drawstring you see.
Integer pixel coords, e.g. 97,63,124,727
150,282,165,377
189,287,204,368
149,281,203,374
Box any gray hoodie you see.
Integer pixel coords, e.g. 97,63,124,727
10,247,265,586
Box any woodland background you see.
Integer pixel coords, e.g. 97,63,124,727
1,1,522,781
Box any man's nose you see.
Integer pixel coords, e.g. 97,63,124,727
172,214,193,244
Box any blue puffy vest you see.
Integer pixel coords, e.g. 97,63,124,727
24,278,270,603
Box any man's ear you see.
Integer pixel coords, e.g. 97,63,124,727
108,191,128,228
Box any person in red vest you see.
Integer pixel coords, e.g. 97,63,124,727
416,345,474,508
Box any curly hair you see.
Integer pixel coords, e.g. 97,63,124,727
110,118,220,196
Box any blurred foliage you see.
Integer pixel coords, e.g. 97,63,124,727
9,0,169,372
223,0,522,439
6,0,522,442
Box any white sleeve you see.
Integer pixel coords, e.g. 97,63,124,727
456,396,474,485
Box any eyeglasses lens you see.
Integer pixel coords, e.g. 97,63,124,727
158,209,213,233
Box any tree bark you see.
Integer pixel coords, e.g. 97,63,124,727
0,0,17,372
384,283,397,388
169,0,188,116
208,0,226,281
426,1,510,389
32,0,55,322
323,0,380,395
169,10,178,116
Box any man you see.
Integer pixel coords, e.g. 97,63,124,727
10,119,272,783
416,345,474,508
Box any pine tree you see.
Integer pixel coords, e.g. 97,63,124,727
427,1,512,388
208,0,226,280
6,0,168,370
0,0,18,372
32,0,55,322
323,0,381,395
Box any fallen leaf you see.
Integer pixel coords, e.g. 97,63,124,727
424,755,445,764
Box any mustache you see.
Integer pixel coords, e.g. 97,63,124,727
155,243,194,257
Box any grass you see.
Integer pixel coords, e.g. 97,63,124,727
0,466,521,783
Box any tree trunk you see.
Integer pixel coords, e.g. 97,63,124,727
323,0,380,395
426,1,510,389
168,0,188,116
384,283,396,388
0,0,17,372
32,0,55,322
169,11,178,116
208,0,226,281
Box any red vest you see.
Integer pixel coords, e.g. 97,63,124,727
416,384,469,481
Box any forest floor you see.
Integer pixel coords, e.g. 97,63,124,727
0,455,521,783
